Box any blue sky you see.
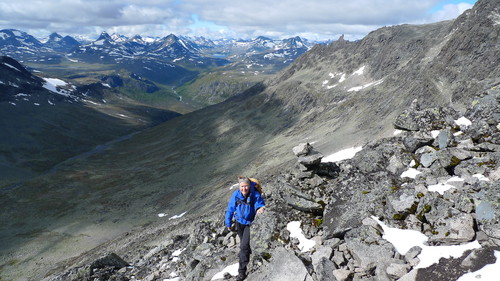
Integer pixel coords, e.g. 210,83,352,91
0,0,478,41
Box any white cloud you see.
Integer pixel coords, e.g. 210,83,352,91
429,3,474,22
0,0,477,41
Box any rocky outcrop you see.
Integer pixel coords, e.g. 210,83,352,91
47,86,499,281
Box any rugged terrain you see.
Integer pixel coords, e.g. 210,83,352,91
0,0,499,280
45,85,500,281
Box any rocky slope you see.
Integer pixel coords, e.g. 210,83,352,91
1,0,498,280
45,85,500,281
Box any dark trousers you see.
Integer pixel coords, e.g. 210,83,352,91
236,222,251,275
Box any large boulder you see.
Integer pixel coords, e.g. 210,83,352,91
246,247,312,280
250,211,280,256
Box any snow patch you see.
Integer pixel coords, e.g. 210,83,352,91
401,168,421,179
372,216,481,269
347,79,383,92
322,146,363,163
169,211,187,220
172,248,185,257
431,130,440,138
447,176,465,182
455,117,472,127
352,66,365,76
3,62,21,72
473,174,490,182
287,221,315,252
393,129,403,135
42,78,71,97
428,183,455,195
158,213,167,218
339,73,346,83
211,263,239,280
171,247,186,262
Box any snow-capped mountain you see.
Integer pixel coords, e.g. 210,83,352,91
43,32,80,52
0,29,315,108
0,29,45,57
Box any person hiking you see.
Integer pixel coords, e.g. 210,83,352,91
225,176,265,281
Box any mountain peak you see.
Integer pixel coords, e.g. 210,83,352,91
48,32,63,42
97,31,112,41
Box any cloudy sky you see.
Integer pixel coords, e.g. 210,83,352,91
0,0,477,41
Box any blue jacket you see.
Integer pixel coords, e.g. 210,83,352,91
225,182,265,227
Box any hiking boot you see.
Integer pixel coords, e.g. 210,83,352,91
236,273,246,281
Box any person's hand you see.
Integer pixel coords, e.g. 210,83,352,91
257,207,265,214
228,224,236,232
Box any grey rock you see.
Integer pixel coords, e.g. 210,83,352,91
457,138,474,149
386,263,410,279
303,174,325,188
250,211,279,256
436,130,451,149
89,253,129,276
388,192,417,213
298,151,324,166
429,212,475,243
345,239,394,271
315,257,337,281
332,250,346,267
397,269,418,281
311,246,334,269
387,154,406,175
332,269,352,281
404,246,422,262
404,215,423,232
284,193,323,214
246,247,311,281
293,143,313,156
420,151,437,168
481,224,500,241
476,201,496,221
402,135,434,153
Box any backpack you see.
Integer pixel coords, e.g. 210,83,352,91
249,178,262,194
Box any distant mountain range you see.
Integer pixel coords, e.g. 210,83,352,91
0,29,313,68
0,29,315,107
